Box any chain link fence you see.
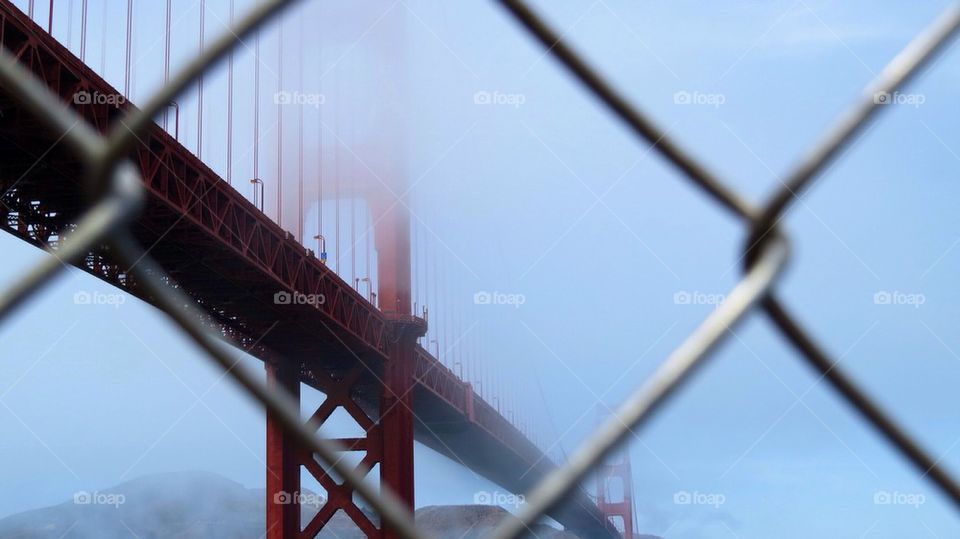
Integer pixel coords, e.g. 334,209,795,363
1,1,959,538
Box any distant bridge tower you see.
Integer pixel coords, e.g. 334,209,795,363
595,407,636,539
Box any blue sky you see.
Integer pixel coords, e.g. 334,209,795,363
2,0,960,537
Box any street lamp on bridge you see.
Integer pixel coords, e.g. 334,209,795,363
355,277,374,305
312,234,327,264
166,101,180,140
249,178,264,211
453,358,463,380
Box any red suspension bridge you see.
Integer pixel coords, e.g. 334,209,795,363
0,1,635,537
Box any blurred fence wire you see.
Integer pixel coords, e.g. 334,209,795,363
0,0,959,538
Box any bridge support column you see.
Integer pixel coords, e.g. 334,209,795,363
371,109,424,535
379,318,424,538
266,360,302,539
380,350,415,510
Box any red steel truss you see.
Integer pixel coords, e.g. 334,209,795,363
267,350,422,539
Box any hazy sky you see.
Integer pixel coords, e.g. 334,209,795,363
3,1,960,538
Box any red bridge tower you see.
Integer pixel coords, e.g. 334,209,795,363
595,408,637,539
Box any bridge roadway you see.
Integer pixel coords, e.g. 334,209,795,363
0,2,620,537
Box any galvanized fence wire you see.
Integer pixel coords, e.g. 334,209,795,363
0,0,958,538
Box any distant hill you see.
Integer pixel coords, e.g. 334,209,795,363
415,505,578,539
0,471,264,539
0,471,657,539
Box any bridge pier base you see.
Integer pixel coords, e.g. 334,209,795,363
265,318,424,539
265,361,302,539
379,318,424,538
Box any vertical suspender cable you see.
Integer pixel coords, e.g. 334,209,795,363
448,244,454,365
123,0,132,97
334,78,340,275
366,202,371,296
226,0,234,185
455,272,461,375
297,12,303,241
254,30,260,192
485,334,490,401
164,0,170,82
316,1,324,257
197,0,204,159
443,251,449,365
430,209,438,352
479,348,485,399
47,0,53,33
364,137,370,295
412,208,419,321
350,119,355,284
317,31,323,254
486,327,491,403
412,202,418,318
437,243,444,363
80,0,86,63
428,215,436,346
163,0,170,131
66,0,72,52
99,0,105,73
470,324,477,387
277,16,283,226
